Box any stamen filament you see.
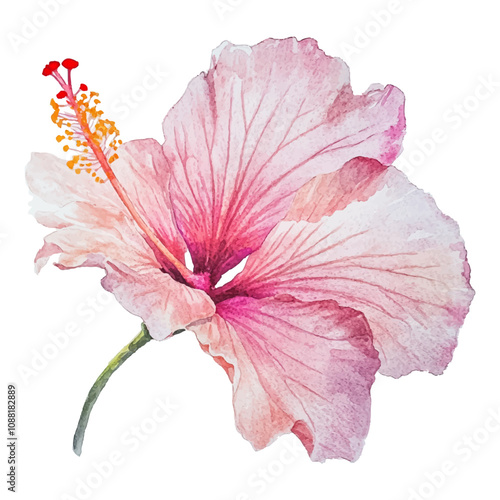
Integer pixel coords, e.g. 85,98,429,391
71,104,192,280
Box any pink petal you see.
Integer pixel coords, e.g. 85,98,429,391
190,295,380,462
102,262,215,340
27,151,157,273
163,37,405,283
26,142,214,339
27,139,185,270
223,159,474,377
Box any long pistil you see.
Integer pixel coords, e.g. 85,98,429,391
43,59,193,282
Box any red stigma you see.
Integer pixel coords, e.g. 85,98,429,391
43,58,86,101
62,58,79,70
42,60,60,76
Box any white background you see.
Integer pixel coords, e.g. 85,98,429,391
1,1,499,499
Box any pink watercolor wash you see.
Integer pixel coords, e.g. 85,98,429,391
27,38,474,462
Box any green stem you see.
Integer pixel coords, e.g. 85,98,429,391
73,323,152,456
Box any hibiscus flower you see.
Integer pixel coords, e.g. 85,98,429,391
27,38,474,463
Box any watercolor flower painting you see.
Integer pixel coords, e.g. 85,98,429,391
27,38,474,462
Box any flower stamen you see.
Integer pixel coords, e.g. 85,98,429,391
45,60,121,182
43,59,193,282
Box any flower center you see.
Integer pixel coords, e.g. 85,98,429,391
43,59,194,283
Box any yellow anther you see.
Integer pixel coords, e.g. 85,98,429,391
50,84,120,184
